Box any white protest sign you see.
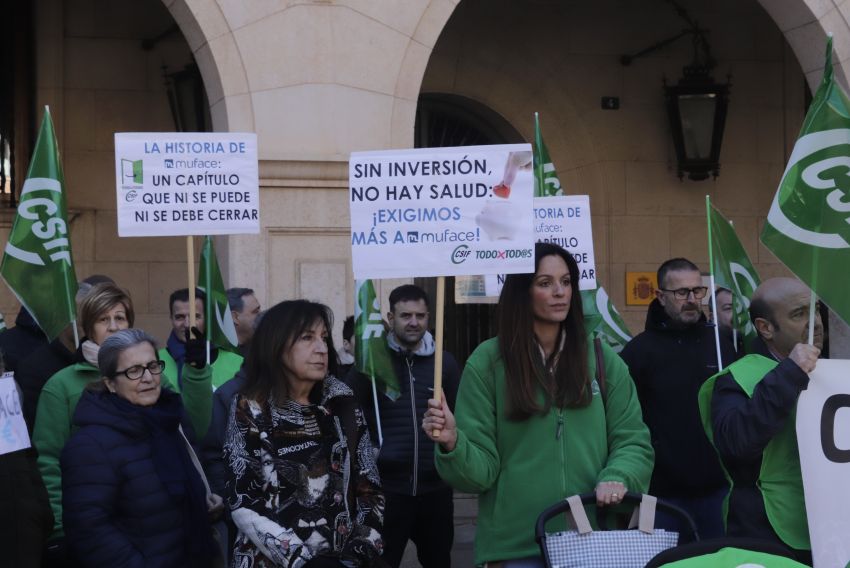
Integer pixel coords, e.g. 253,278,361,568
0,373,30,456
477,195,597,299
114,133,259,237
797,359,850,568
349,144,535,279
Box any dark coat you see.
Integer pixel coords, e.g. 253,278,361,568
620,299,737,497
201,370,246,497
61,388,208,568
16,338,76,434
345,332,460,496
711,337,809,548
0,308,49,373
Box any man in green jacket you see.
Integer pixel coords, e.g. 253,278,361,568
699,277,821,565
159,288,242,407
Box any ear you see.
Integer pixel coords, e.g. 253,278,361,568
231,310,240,325
754,317,773,340
655,289,666,305
103,377,116,394
386,311,394,324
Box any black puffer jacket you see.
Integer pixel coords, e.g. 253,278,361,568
0,308,48,373
620,299,737,497
61,389,209,567
346,331,460,495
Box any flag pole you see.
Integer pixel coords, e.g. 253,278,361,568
370,377,384,447
204,236,212,366
187,236,196,331
432,276,445,438
706,195,724,371
808,291,817,345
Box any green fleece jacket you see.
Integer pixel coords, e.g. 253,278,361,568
435,338,654,565
32,360,212,538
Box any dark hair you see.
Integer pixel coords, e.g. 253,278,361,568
227,287,255,312
388,284,429,312
709,287,732,314
98,328,159,379
80,283,135,341
242,300,338,404
498,242,589,421
657,258,700,289
342,315,355,342
169,288,206,315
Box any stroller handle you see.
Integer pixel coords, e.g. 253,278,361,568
534,491,700,544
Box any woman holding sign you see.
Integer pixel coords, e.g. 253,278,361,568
423,242,654,567
223,300,385,567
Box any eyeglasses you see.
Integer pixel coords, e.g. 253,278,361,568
114,360,166,381
659,286,709,300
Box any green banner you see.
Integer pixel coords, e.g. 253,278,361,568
761,36,850,326
581,287,632,353
198,236,238,351
354,279,399,400
708,200,761,347
533,112,565,197
0,107,77,340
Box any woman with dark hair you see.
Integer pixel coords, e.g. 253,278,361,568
60,329,221,567
423,242,654,567
224,300,385,567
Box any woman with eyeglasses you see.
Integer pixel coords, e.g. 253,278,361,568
33,282,213,563
61,329,222,567
422,242,654,567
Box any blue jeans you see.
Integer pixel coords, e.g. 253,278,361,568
654,487,728,540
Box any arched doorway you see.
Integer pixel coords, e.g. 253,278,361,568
413,93,524,364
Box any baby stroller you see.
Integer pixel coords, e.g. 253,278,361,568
535,492,699,568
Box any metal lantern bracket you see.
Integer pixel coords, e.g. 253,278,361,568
621,0,732,181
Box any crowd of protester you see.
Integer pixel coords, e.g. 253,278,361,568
0,243,823,567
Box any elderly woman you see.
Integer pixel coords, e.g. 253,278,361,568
61,329,221,566
34,283,214,555
224,300,385,567
423,242,654,567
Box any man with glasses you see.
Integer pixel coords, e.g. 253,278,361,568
621,258,737,538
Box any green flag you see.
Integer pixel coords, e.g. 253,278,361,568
534,112,565,197
761,36,850,325
581,287,632,353
708,200,761,347
0,107,77,340
354,279,399,400
198,236,238,351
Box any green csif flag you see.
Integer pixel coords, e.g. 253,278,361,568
761,36,850,326
708,200,761,347
354,279,399,400
581,287,632,353
534,112,565,197
198,236,238,351
0,107,77,340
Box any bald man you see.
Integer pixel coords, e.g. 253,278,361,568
698,277,821,564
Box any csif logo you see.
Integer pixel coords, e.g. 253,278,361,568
451,244,471,264
767,129,850,249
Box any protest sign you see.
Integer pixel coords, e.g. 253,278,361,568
471,195,597,299
349,144,535,279
114,133,259,237
0,373,30,456
797,359,850,568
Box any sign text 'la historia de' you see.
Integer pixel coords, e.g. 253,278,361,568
114,133,259,237
349,144,536,280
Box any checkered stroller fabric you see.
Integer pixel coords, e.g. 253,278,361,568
535,493,698,568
